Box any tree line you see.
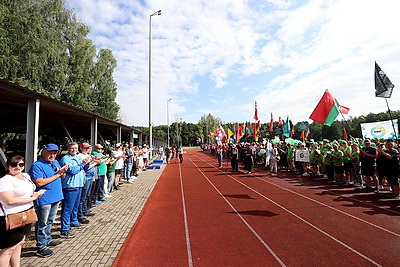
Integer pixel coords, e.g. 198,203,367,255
136,110,400,146
0,0,119,120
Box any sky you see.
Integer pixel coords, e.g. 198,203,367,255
65,0,400,128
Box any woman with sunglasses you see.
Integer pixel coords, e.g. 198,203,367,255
0,155,45,267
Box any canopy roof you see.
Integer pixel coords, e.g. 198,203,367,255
0,78,142,141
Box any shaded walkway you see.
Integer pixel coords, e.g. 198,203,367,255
21,165,165,267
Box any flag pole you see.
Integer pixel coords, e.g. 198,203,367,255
385,98,398,140
338,112,353,140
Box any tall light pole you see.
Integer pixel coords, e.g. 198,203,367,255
167,98,172,147
149,9,161,158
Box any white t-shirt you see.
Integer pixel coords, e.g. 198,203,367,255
142,148,149,159
0,173,35,215
78,153,92,161
112,150,124,170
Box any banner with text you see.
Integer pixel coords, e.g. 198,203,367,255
295,149,310,162
360,119,398,140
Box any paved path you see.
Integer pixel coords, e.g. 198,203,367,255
21,165,165,267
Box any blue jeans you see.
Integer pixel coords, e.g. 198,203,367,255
124,162,133,180
35,202,60,250
78,178,93,219
93,175,105,201
61,187,82,233
107,172,115,193
218,153,223,167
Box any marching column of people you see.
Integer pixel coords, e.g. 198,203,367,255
201,138,400,200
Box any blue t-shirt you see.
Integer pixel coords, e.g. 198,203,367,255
28,158,63,206
60,153,88,188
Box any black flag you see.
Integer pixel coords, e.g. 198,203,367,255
375,62,394,98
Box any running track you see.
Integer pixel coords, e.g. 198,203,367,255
114,148,400,267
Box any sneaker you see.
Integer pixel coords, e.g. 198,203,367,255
99,198,109,202
85,212,95,216
94,201,101,204
71,223,85,228
60,230,76,238
78,218,90,224
374,188,380,193
36,248,54,258
394,195,400,199
47,240,63,247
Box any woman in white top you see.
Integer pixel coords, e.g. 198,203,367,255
0,155,45,267
136,147,144,172
269,143,279,176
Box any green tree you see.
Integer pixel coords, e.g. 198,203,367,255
62,20,96,110
91,48,119,120
0,0,120,121
0,0,70,96
199,113,222,144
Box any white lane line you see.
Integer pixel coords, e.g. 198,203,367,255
255,175,400,238
187,155,286,267
198,154,400,235
178,162,193,267
192,155,382,267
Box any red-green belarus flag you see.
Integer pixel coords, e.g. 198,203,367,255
309,90,340,126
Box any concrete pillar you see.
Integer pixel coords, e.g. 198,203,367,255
25,98,40,170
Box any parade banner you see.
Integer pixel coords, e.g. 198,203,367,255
297,121,309,131
295,149,310,162
360,119,398,139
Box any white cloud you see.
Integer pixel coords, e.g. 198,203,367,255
66,0,400,130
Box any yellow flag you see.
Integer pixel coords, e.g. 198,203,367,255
227,128,234,143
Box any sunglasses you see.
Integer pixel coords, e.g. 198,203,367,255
10,162,25,168
51,163,59,172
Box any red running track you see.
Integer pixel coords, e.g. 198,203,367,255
113,148,400,267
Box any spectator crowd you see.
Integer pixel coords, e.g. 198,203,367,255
0,141,180,265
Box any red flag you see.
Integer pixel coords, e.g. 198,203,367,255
217,126,227,142
343,128,348,140
278,116,283,126
309,90,340,126
238,123,245,141
300,131,305,139
253,120,260,141
254,101,259,121
305,129,310,138
269,113,274,132
339,105,350,114
290,124,294,137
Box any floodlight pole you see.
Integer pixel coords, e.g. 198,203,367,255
149,10,161,159
167,98,172,147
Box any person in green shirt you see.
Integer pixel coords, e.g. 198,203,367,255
310,143,321,177
341,141,353,184
332,144,344,184
286,144,297,172
91,144,108,204
105,148,118,193
323,144,335,183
